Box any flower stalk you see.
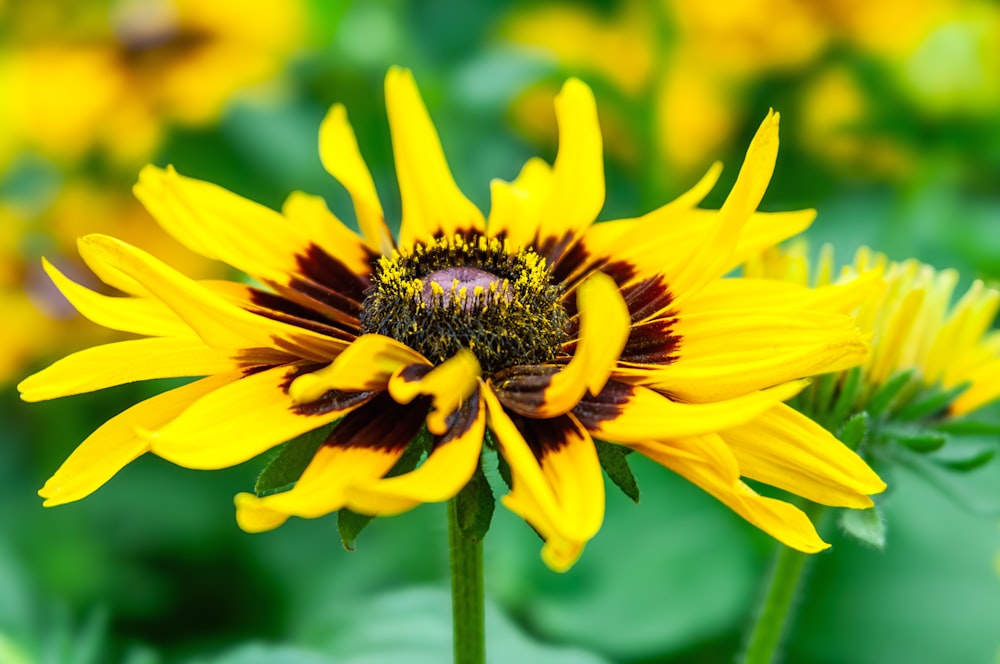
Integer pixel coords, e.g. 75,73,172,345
449,498,485,664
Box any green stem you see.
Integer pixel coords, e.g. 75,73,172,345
740,504,828,664
448,498,485,664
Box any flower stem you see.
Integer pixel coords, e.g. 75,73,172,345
448,498,485,664
740,504,828,664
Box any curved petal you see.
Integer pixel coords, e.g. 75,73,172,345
234,393,426,531
38,373,238,506
41,258,194,337
534,78,605,262
483,386,604,572
485,157,552,248
387,348,481,434
289,334,429,403
573,379,807,443
318,103,393,255
79,234,347,360
683,272,882,317
386,67,485,246
18,337,247,402
145,363,373,469
635,434,829,553
493,271,629,418
345,390,486,514
720,403,886,507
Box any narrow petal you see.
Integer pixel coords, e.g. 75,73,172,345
483,386,604,572
41,258,194,337
39,373,237,506
720,403,886,507
79,234,347,360
534,78,605,261
635,434,829,553
235,394,425,531
345,390,486,514
727,209,817,270
574,379,807,443
386,67,485,246
146,363,373,469
289,334,429,404
318,103,394,255
485,157,552,247
387,349,481,434
684,272,881,317
18,338,246,402
493,272,629,418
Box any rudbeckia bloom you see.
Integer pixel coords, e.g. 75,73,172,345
20,68,885,571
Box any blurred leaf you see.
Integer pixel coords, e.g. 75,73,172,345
595,440,639,503
337,508,374,552
838,411,870,450
892,382,970,421
255,424,335,497
867,370,916,417
455,459,495,542
887,429,948,453
188,643,334,664
838,506,886,550
934,447,996,473
933,419,1000,436
828,366,863,428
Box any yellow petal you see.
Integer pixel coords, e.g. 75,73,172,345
483,386,604,572
318,103,393,255
79,234,347,360
39,373,237,506
345,390,486,514
234,393,425,531
387,349,481,435
41,257,194,337
386,67,485,246
146,363,372,469
485,157,552,247
722,403,885,507
18,338,245,402
636,434,829,553
535,78,604,249
289,334,429,404
577,379,807,442
727,209,817,270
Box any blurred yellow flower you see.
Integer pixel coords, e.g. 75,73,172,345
1,0,303,165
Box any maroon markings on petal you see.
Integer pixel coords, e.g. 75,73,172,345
550,238,593,285
325,392,430,451
572,379,635,430
620,318,682,365
278,362,380,416
397,364,433,384
434,389,482,449
491,365,560,418
621,276,674,323
296,244,374,303
283,276,364,318
509,411,576,458
535,231,575,270
248,288,358,340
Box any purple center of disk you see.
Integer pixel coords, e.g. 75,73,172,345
422,266,512,311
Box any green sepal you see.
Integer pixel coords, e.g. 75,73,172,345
838,505,886,550
828,366,863,428
935,447,996,472
933,419,1000,436
495,438,513,490
454,458,495,542
893,381,971,422
336,427,433,551
889,429,948,453
838,411,870,451
254,422,337,497
595,439,640,503
867,369,916,417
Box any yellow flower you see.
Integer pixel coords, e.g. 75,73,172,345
20,68,885,571
2,0,303,164
746,243,1000,417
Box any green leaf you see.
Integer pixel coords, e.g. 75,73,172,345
594,440,639,503
454,459,495,542
255,423,336,497
838,411,870,450
892,430,948,453
337,508,374,552
828,366,863,427
838,505,886,549
867,370,916,417
933,419,1000,436
934,448,996,472
893,382,970,421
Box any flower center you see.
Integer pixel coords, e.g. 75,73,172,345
359,235,567,375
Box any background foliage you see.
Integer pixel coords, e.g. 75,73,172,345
2,1,999,662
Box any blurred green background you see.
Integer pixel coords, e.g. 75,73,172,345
2,1,999,662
